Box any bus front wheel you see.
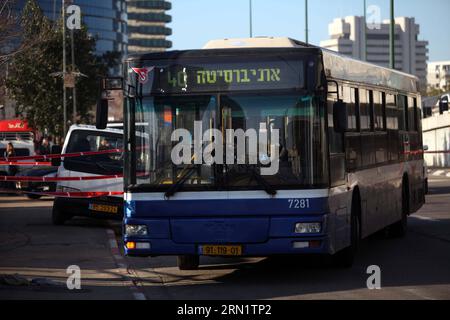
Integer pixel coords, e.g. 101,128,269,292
177,255,200,270
333,193,361,268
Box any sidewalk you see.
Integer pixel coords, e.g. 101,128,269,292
0,196,132,299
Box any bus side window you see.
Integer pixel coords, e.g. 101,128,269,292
398,95,408,131
373,91,385,131
386,93,399,162
343,86,358,131
359,89,371,131
408,96,417,132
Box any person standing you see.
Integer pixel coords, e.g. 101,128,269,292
3,143,18,192
39,138,51,155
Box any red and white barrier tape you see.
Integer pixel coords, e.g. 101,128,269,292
0,189,123,198
0,148,122,162
0,161,52,166
0,174,123,182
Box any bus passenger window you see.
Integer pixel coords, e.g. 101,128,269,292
397,95,408,131
386,94,398,130
343,87,358,131
408,97,417,132
373,92,385,131
359,89,371,131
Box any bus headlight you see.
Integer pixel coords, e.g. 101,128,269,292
125,224,148,236
295,222,321,234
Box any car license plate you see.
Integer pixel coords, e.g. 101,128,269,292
201,245,242,256
88,203,118,214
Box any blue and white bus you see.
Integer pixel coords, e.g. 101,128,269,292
97,37,426,270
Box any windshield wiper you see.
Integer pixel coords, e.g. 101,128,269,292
164,166,196,198
247,165,277,196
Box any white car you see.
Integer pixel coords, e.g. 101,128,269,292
51,125,124,225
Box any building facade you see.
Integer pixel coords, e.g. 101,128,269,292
14,0,128,56
320,16,429,89
126,0,172,54
427,61,450,92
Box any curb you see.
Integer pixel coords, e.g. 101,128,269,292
105,229,147,300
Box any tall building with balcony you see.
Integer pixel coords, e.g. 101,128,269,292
126,0,172,54
320,16,429,89
427,61,450,92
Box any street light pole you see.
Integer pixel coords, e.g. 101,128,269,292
62,0,67,136
389,0,395,69
305,0,309,44
249,0,253,38
362,0,367,61
71,28,76,124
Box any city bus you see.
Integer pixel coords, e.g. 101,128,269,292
97,37,425,270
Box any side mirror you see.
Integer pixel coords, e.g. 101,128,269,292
50,145,62,167
333,100,348,133
423,145,429,152
96,98,108,129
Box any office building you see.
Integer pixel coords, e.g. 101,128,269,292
427,61,450,92
320,16,428,88
126,0,172,54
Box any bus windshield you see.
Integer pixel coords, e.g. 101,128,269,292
132,93,328,191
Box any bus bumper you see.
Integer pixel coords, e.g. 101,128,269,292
123,215,333,257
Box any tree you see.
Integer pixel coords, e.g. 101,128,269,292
6,0,119,138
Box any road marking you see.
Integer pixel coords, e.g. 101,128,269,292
403,288,435,300
133,292,147,300
109,239,118,249
105,228,147,301
412,215,438,222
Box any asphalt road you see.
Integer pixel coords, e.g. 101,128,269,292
1,176,449,300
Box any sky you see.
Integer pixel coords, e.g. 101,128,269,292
169,0,450,62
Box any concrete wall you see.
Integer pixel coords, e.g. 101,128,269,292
422,112,450,168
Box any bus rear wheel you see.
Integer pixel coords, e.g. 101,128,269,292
177,255,200,270
389,180,409,238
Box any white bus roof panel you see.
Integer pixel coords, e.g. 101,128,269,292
203,37,419,93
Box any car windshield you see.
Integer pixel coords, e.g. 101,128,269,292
133,93,328,191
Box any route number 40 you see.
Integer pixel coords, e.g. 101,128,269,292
288,199,310,209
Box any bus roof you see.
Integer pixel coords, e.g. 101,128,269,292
126,37,419,94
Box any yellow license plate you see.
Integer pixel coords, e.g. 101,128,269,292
202,245,242,256
88,204,118,214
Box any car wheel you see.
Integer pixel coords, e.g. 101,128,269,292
177,255,200,270
52,203,70,225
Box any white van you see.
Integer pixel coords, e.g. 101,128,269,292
51,125,124,225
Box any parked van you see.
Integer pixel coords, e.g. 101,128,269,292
51,125,123,225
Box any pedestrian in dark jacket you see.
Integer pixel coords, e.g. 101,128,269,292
3,143,17,191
